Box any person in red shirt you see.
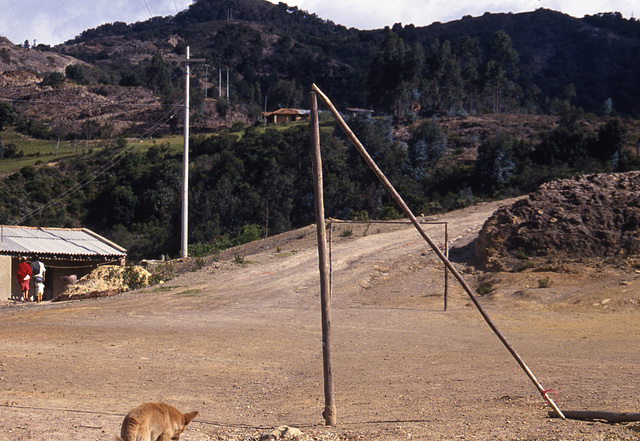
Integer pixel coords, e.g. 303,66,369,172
16,256,32,302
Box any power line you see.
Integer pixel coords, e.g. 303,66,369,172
4,98,175,108
14,104,182,225
142,0,153,17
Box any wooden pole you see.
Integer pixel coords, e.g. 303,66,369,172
444,222,449,311
310,91,336,425
311,83,565,420
549,410,640,423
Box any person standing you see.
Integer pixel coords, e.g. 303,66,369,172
31,255,46,302
16,256,32,302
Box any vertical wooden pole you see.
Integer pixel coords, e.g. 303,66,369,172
444,222,449,311
311,83,565,420
310,91,336,426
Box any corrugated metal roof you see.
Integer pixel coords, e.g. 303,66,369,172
0,226,126,258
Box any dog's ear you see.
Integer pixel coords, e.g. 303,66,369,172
183,410,198,425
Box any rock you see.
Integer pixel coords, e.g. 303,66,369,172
476,172,640,271
260,425,304,440
53,265,151,301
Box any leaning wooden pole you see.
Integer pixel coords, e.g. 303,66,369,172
311,83,565,420
548,410,640,423
310,91,337,425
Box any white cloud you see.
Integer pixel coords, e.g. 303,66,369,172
0,0,192,45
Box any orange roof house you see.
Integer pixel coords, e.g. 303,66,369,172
263,108,310,124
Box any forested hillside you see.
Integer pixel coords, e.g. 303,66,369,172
49,2,640,117
1,113,636,260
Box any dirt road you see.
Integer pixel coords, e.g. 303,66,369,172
1,199,639,440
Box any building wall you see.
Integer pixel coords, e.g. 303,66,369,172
274,114,295,124
46,260,95,300
1,256,110,301
0,255,11,300
270,114,309,124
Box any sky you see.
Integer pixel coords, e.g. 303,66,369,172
0,0,636,46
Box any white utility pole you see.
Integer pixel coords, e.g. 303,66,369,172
204,64,209,99
180,46,205,259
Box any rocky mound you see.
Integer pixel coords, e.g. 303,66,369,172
0,37,83,76
54,265,151,301
476,172,640,271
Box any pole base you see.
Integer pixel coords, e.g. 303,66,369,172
322,405,337,426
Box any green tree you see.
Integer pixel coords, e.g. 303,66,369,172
475,134,530,195
81,120,100,141
454,37,484,113
532,125,588,166
0,102,16,131
342,114,407,214
145,53,174,96
484,31,519,113
41,71,65,88
267,79,303,109
51,119,71,155
368,32,424,116
109,186,138,226
119,71,143,87
65,64,87,84
423,39,464,113
15,116,50,139
589,118,627,163
406,119,447,179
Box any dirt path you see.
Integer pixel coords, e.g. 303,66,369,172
1,199,639,440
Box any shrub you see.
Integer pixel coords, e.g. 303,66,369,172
234,224,263,246
41,71,65,88
477,283,495,295
65,64,87,84
340,227,353,237
122,265,148,290
537,276,552,288
216,99,229,117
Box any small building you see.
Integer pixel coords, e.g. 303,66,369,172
0,225,127,301
263,108,310,124
345,107,374,118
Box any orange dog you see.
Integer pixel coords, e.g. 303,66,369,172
116,402,198,441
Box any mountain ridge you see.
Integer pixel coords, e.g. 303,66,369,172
2,2,639,118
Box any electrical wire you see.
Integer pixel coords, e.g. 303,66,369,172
142,0,153,17
14,104,182,225
5,98,176,107
18,103,181,222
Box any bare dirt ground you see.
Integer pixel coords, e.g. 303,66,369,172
1,198,640,440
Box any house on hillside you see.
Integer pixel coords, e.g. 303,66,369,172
345,107,374,118
0,226,127,301
263,108,310,124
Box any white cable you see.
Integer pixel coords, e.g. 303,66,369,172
15,104,182,224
